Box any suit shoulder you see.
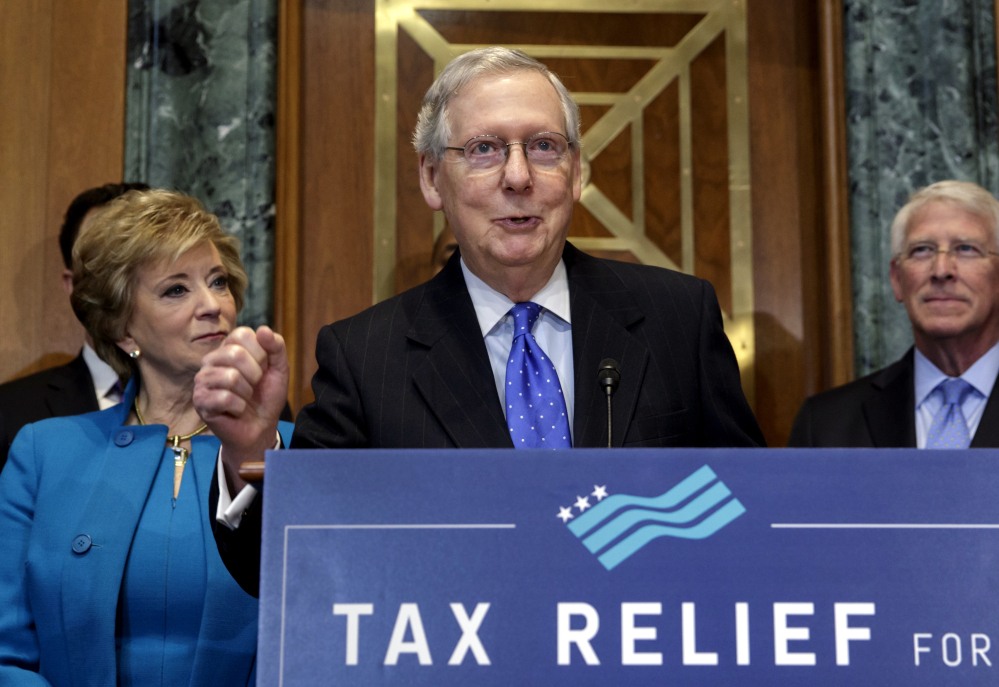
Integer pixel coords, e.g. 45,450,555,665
23,407,115,434
0,365,64,403
9,410,112,456
595,256,706,290
328,281,428,336
799,360,906,414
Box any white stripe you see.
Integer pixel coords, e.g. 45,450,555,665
287,524,516,530
771,523,999,529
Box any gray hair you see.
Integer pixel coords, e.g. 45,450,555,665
890,180,999,257
413,47,581,160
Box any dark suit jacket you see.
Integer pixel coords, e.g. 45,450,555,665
0,352,99,473
213,243,764,594
787,348,999,447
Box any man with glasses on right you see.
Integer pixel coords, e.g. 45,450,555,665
789,180,999,448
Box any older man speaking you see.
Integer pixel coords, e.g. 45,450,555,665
194,48,763,594
789,180,999,448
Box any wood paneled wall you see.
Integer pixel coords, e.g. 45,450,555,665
0,0,129,384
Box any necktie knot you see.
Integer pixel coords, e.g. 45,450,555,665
939,377,973,406
926,377,974,449
510,302,542,338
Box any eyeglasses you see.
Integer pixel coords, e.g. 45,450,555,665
899,241,999,266
445,132,574,171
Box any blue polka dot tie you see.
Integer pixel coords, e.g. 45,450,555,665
505,302,572,448
926,378,974,449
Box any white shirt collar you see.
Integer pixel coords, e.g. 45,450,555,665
914,340,999,406
460,258,571,337
82,342,120,397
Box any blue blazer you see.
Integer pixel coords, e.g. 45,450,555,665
0,379,293,686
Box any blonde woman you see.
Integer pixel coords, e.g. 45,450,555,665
0,189,292,686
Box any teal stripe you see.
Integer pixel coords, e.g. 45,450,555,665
568,465,717,537
596,499,746,570
581,482,731,553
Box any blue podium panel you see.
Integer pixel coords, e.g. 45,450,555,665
258,449,999,686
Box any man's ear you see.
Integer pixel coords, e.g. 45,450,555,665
418,153,445,211
889,259,904,303
61,268,74,297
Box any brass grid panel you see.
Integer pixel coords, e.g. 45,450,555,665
374,0,754,402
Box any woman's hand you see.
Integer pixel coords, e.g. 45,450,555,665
194,325,289,494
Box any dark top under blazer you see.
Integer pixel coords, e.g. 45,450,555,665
787,348,999,448
0,351,99,472
212,242,765,595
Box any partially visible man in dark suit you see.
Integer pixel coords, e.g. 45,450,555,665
194,48,764,594
789,180,999,448
0,183,149,470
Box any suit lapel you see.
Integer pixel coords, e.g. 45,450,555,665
563,244,649,447
971,375,999,448
60,399,164,684
188,434,258,685
46,351,100,417
409,254,513,448
862,351,916,448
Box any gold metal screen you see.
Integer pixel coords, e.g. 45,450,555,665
373,0,754,402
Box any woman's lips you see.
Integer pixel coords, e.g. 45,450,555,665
194,332,226,342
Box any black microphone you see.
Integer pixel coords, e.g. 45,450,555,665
597,359,621,448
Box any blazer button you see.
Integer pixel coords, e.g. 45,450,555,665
114,430,134,447
72,534,92,554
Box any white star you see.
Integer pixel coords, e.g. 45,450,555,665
591,485,608,501
557,506,574,523
574,495,591,512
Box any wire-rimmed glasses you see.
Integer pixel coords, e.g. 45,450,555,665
898,241,999,268
444,132,574,171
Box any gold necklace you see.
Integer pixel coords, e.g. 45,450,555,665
133,401,208,469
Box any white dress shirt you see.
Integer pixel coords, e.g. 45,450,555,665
460,257,575,437
914,342,999,448
216,258,577,530
82,342,122,410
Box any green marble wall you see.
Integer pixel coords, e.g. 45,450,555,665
844,0,999,375
124,0,277,327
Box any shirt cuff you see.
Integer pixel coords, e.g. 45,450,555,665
214,433,281,530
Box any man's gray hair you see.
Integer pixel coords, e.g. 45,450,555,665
890,180,999,257
413,47,581,160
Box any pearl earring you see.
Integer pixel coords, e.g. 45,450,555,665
129,349,141,359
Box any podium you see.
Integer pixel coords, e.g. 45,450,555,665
257,448,999,686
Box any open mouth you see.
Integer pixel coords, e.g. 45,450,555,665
498,216,539,228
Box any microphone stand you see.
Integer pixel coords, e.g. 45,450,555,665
597,359,621,448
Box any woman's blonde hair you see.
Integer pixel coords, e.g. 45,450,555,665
70,189,247,380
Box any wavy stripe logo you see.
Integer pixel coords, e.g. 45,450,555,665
560,465,745,570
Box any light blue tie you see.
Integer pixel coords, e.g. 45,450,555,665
505,302,571,449
926,378,974,449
